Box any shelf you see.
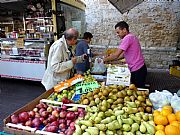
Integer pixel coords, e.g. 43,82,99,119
0,23,13,25
36,25,53,27
26,17,52,20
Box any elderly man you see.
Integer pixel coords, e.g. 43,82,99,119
42,28,85,90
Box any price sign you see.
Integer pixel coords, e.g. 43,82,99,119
75,81,100,94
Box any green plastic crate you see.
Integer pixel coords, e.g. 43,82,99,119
0,132,13,135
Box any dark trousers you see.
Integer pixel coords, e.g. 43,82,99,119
131,64,147,88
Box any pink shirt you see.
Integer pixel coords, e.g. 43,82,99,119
118,33,145,72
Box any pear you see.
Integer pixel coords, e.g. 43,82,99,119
145,107,152,113
130,96,135,102
127,90,133,96
146,99,153,106
117,91,125,98
102,89,109,96
124,96,131,102
137,96,145,102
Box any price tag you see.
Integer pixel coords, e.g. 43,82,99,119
75,81,100,94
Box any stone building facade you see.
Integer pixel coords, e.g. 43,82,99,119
84,0,180,69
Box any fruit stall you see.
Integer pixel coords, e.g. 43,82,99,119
3,70,180,135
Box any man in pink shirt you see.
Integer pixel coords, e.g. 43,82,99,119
104,21,147,88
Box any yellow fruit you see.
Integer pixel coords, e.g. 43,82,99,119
162,106,173,113
167,113,177,123
170,121,180,127
155,125,165,131
155,130,165,135
154,114,168,125
165,125,180,135
161,109,172,116
153,110,161,116
175,111,180,121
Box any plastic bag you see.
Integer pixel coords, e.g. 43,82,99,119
171,93,180,112
91,58,106,73
162,90,173,103
149,90,170,110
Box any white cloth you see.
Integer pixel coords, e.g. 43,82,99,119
41,36,74,90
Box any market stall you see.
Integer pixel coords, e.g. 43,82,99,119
3,66,180,135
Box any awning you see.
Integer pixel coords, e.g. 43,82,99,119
108,0,144,14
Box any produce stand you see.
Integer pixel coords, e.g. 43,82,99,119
3,69,180,135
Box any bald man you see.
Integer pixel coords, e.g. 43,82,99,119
42,28,85,90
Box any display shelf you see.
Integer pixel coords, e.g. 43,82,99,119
0,38,47,81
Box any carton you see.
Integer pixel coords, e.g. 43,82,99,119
106,64,131,86
3,89,53,135
170,66,180,78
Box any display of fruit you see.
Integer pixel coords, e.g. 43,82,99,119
79,84,152,113
10,102,86,134
72,84,155,135
83,70,96,83
154,105,180,135
48,86,75,102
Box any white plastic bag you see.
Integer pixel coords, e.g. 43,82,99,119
162,90,173,103
92,58,106,73
171,93,180,112
149,90,170,110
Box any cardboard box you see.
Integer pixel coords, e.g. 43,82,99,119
106,64,131,86
3,89,54,135
170,66,180,78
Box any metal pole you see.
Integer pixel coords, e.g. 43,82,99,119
51,0,58,41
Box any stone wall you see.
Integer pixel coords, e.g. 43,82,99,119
84,0,180,69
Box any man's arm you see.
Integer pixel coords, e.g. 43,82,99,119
51,45,74,73
104,48,124,62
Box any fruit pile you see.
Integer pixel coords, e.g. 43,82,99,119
10,102,86,134
73,84,155,134
48,86,75,102
153,105,180,135
79,84,152,113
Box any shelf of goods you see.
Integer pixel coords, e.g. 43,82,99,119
0,38,48,81
25,17,53,34
4,71,163,135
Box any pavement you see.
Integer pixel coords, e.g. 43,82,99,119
0,69,180,131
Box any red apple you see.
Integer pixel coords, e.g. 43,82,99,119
10,114,19,124
25,120,32,127
52,110,59,117
19,112,29,122
60,111,66,118
29,111,35,118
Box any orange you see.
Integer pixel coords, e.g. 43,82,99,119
175,111,180,121
161,109,172,116
154,114,168,126
165,125,180,135
167,113,177,123
155,125,165,131
155,130,165,135
170,121,180,127
162,105,173,113
153,110,161,116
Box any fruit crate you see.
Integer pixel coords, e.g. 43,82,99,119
4,89,87,135
4,89,54,135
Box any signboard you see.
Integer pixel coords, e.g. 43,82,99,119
75,81,100,94
106,64,131,86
